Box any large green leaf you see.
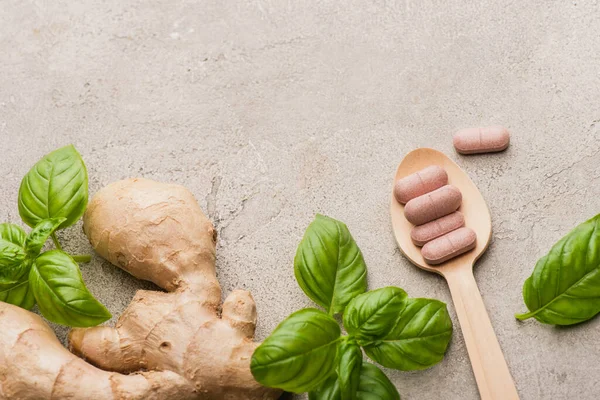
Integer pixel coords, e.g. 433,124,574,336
18,145,88,229
294,214,368,315
0,273,35,310
516,214,600,325
24,218,66,256
337,340,362,400
309,362,400,400
29,250,111,327
343,287,407,345
364,298,452,371
251,308,341,393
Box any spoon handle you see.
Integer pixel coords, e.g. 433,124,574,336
444,268,519,400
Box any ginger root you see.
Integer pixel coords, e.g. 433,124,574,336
0,178,281,400
0,303,195,399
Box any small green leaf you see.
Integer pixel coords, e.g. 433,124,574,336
309,362,400,400
355,363,400,400
0,223,26,246
364,298,452,371
24,218,66,256
0,274,35,310
0,223,30,286
251,308,341,393
517,214,600,325
337,340,362,400
0,223,31,287
294,214,368,315
0,239,27,285
29,250,111,327
343,287,408,345
18,145,88,229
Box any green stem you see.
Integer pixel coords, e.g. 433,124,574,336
515,311,534,321
51,233,91,263
51,233,63,250
71,254,92,263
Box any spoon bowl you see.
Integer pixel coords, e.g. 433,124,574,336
391,147,491,274
390,148,519,400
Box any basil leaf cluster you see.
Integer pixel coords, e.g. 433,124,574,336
0,146,110,327
251,214,453,398
517,214,600,325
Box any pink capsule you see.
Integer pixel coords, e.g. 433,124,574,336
453,126,510,154
404,185,462,226
411,212,465,247
394,166,448,204
422,227,477,265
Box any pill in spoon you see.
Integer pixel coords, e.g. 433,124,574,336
411,211,465,247
394,165,448,204
421,227,477,265
404,185,462,226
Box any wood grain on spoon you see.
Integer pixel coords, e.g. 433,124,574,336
390,148,519,400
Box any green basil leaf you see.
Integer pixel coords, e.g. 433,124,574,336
364,298,452,371
294,214,368,315
0,223,26,246
24,217,66,256
0,239,27,285
356,363,400,400
309,375,341,400
309,362,400,400
251,308,341,393
0,273,35,310
337,340,362,400
516,214,600,325
18,145,88,229
343,287,408,345
29,250,111,327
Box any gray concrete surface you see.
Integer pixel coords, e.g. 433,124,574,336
1,1,600,399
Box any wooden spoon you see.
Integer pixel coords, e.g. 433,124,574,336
390,148,519,400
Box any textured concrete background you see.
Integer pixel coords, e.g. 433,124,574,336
1,1,600,399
